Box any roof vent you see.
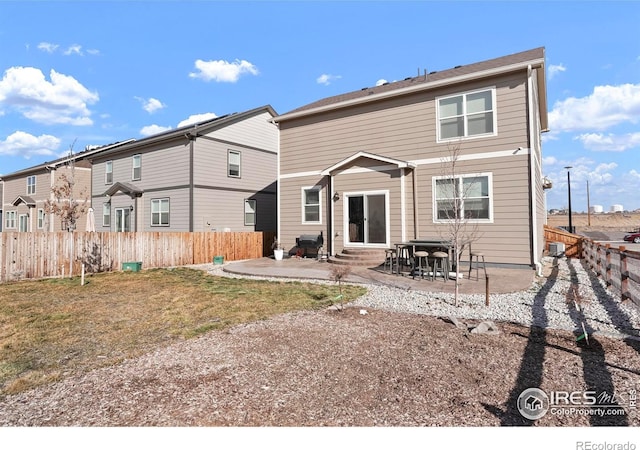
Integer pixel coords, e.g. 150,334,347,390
404,77,412,81
361,87,368,91
429,71,437,75
454,65,462,69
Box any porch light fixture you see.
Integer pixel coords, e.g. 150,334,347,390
333,192,340,201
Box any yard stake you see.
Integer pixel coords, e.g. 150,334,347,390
81,263,85,286
485,276,489,306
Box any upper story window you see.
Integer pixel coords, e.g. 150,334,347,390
228,150,241,178
27,175,36,195
302,187,321,224
433,173,493,223
132,154,141,181
437,88,495,141
105,161,113,184
151,198,170,226
5,211,17,229
244,199,257,226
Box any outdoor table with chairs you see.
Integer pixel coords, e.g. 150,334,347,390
389,239,472,281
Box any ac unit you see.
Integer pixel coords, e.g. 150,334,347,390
549,242,565,257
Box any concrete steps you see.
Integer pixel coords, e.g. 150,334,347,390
328,248,387,268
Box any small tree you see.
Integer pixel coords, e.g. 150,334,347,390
329,264,352,311
44,144,89,232
434,141,483,306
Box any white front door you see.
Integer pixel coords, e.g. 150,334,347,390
344,191,388,246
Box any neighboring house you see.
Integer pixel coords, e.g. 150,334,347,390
0,180,3,232
89,105,278,233
272,48,548,269
1,141,133,232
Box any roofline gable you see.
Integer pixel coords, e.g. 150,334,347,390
321,151,416,176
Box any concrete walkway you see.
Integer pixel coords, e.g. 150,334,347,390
221,256,538,295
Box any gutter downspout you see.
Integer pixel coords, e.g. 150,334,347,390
527,65,541,276
330,174,335,256
188,135,195,232
412,167,419,239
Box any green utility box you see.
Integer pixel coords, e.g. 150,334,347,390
213,256,224,265
122,261,142,272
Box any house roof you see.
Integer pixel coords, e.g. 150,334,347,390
321,151,416,176
11,195,36,207
0,139,136,181
90,104,278,161
273,47,547,131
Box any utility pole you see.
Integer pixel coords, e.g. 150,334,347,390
565,166,573,233
587,179,591,227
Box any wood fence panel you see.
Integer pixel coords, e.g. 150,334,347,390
0,231,272,282
544,225,583,258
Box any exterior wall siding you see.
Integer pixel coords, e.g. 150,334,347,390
278,69,541,266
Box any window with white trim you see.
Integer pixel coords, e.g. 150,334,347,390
302,187,321,224
151,198,170,226
27,175,36,195
433,173,492,222
244,199,257,226
228,150,241,178
5,211,17,229
37,209,45,229
132,154,141,180
105,161,113,184
103,203,111,227
437,88,495,141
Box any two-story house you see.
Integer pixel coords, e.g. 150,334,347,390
90,105,278,233
1,141,133,232
272,48,548,270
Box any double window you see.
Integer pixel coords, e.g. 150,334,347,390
5,211,17,229
132,154,141,180
437,88,495,141
105,161,113,184
302,187,321,224
244,199,257,226
433,174,492,222
27,175,36,195
151,198,170,226
228,150,241,178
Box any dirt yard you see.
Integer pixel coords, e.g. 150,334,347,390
1,307,638,426
547,212,640,233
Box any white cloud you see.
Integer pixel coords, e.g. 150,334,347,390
0,131,61,158
37,42,59,53
86,49,100,56
63,44,83,56
136,97,166,114
548,83,640,132
140,124,172,137
542,156,558,165
574,132,640,152
189,59,258,82
177,113,217,128
376,79,388,86
0,66,98,125
547,63,566,80
316,74,342,86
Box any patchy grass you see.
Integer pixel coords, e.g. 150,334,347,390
0,268,366,395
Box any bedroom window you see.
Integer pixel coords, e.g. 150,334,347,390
302,187,321,224
437,88,495,141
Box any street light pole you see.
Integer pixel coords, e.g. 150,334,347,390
565,166,573,233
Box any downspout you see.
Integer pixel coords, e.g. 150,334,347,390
527,64,541,276
188,135,195,232
412,167,419,239
330,173,335,256
326,174,332,256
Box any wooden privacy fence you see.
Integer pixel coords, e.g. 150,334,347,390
0,231,276,282
544,224,583,258
582,239,640,307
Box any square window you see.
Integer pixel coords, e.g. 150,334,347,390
438,88,495,141
434,174,492,222
151,198,170,226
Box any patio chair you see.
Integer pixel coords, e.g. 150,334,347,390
383,248,397,274
431,251,449,282
412,251,429,279
469,251,487,280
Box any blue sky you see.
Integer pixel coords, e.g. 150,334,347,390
1,0,639,212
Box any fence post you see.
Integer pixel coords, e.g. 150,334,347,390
605,244,612,288
619,246,630,303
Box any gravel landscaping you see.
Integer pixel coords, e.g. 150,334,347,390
0,256,638,426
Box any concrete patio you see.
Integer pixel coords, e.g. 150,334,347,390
221,256,538,295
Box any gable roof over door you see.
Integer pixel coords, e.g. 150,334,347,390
321,151,416,176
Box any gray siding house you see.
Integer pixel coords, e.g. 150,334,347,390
0,141,132,232
90,105,278,233
272,48,548,269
